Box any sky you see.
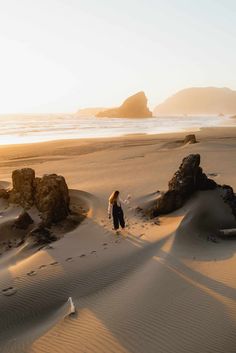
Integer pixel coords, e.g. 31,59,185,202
0,0,236,113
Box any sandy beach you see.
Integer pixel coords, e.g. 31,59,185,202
1,126,236,353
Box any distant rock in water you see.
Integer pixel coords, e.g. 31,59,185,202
153,154,217,216
96,91,152,118
184,134,197,144
2,168,70,225
76,107,107,117
154,87,236,115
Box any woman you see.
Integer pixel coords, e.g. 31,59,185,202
108,190,126,232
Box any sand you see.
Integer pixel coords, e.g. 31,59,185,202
0,127,236,353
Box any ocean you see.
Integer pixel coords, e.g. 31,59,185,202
0,114,234,145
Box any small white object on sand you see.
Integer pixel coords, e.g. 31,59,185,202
68,296,76,314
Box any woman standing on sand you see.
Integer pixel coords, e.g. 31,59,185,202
108,191,129,232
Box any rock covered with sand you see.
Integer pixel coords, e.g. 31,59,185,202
154,154,217,215
184,134,197,144
29,224,57,244
34,174,70,224
10,168,35,208
1,168,70,225
13,211,34,230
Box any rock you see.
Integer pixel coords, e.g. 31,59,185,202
13,211,34,230
0,189,9,199
221,185,236,218
184,134,197,144
34,174,70,225
154,154,217,215
29,224,57,244
96,91,152,118
9,168,35,208
7,168,70,225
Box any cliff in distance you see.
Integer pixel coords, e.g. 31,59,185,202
154,87,236,116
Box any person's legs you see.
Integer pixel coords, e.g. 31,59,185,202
113,212,119,230
118,209,125,229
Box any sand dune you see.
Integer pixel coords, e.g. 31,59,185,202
1,127,236,353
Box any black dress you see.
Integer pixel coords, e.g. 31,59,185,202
112,201,125,230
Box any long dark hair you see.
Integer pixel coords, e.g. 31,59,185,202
109,190,119,204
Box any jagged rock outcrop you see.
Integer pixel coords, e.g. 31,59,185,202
154,154,217,215
13,211,34,230
9,168,35,208
0,169,70,225
96,91,152,118
184,134,197,144
34,174,70,225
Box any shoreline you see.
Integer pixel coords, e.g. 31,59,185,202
0,115,235,147
0,125,236,149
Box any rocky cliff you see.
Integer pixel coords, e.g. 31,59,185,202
96,91,152,118
154,87,236,116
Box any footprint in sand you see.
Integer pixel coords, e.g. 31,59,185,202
39,264,47,269
115,239,120,244
66,257,73,262
50,261,59,266
102,243,108,246
2,287,17,296
27,271,37,276
79,254,86,258
90,250,97,254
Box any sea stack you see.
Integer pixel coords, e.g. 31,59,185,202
96,91,152,118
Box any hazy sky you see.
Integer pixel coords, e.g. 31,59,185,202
0,0,236,113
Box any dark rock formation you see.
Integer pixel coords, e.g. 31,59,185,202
184,134,197,144
13,212,34,230
154,154,217,216
29,224,57,245
34,174,70,225
96,91,152,118
0,189,9,199
9,168,35,208
1,168,70,225
221,185,236,218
